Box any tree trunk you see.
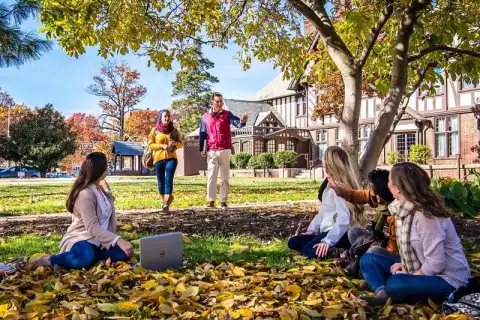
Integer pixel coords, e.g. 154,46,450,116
120,111,125,141
340,70,362,178
359,2,428,180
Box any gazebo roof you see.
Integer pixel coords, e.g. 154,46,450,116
112,141,144,156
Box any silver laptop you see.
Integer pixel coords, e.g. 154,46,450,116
139,232,183,271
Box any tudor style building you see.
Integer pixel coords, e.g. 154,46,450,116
182,70,480,176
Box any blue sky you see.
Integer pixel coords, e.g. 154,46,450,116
0,19,280,118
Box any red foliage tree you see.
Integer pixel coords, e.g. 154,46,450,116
61,113,109,169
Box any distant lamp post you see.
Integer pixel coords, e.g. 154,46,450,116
471,102,480,159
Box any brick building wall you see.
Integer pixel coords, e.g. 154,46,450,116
459,113,477,164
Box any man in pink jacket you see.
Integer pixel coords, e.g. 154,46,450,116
199,92,248,208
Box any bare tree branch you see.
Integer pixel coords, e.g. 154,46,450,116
356,0,394,68
408,44,480,62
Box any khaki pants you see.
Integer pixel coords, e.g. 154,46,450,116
207,149,231,202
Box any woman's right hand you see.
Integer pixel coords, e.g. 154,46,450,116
390,262,407,274
160,144,169,150
117,238,134,258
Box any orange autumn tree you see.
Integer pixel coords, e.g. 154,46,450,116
61,113,108,170
0,104,31,135
125,109,158,141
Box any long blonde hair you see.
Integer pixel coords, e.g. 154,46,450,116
324,146,366,225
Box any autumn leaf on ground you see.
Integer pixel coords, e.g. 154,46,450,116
120,224,132,231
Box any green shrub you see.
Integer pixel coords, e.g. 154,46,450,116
408,145,432,165
248,156,261,169
231,152,252,169
274,151,297,168
256,152,276,169
431,177,480,217
387,151,402,165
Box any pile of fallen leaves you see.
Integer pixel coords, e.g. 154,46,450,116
0,259,473,319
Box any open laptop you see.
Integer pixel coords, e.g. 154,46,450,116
139,232,183,271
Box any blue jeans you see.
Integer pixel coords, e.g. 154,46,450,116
50,240,129,270
154,158,177,195
288,232,351,258
360,252,455,303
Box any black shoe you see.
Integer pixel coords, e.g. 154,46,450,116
326,247,345,259
220,202,228,209
360,295,389,305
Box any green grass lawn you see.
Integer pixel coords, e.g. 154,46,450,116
0,232,298,269
0,177,319,216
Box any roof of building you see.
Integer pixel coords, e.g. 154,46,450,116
188,99,286,137
112,141,144,156
247,73,294,101
224,99,286,127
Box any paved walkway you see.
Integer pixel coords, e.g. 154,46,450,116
0,176,157,186
0,200,318,223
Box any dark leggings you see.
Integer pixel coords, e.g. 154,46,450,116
288,232,351,258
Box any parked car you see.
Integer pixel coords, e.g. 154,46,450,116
0,166,41,178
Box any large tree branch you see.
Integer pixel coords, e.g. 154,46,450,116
356,0,394,68
288,0,355,72
359,0,431,179
408,44,480,62
383,62,436,145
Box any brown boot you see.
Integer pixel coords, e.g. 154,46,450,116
167,195,174,206
206,201,215,208
162,201,169,211
358,280,372,291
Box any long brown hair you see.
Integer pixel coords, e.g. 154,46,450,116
66,152,108,213
324,146,366,225
390,162,450,218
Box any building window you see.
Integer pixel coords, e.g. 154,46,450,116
296,96,307,116
232,142,240,154
278,143,285,151
435,116,459,157
242,141,252,154
286,140,296,151
317,129,327,143
317,129,328,160
335,128,342,147
254,140,263,155
267,139,276,153
358,125,371,152
461,79,479,90
396,133,416,159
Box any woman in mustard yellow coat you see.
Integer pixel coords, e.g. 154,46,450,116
148,109,183,210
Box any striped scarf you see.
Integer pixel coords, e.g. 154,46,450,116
388,199,421,274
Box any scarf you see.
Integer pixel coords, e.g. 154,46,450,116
388,199,422,273
155,121,174,134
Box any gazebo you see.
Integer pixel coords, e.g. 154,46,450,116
111,141,146,175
